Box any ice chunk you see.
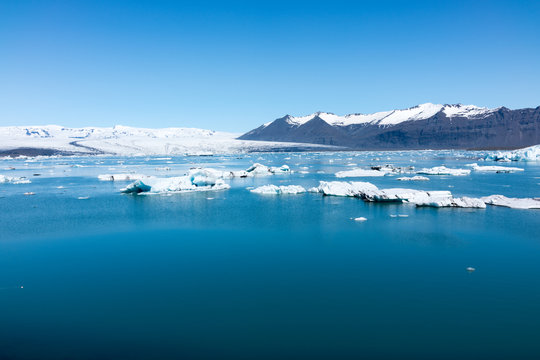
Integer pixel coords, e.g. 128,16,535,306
311,181,379,197
396,176,430,181
354,217,367,221
245,163,271,176
371,164,414,174
251,184,306,195
0,175,31,184
485,145,540,162
416,166,470,176
414,194,486,208
121,168,230,194
243,163,290,177
120,180,152,193
310,181,485,208
480,195,540,209
466,163,524,173
335,169,386,178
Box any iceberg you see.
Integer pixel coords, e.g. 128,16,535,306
466,163,524,173
121,168,230,194
310,181,379,197
241,163,291,177
485,144,540,162
0,175,31,184
397,176,430,181
371,164,415,174
335,169,386,178
251,185,306,195
310,181,486,208
417,166,470,176
480,195,540,209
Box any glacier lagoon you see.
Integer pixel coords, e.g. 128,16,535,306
1,150,539,359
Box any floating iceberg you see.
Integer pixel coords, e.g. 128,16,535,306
480,195,540,209
121,168,230,194
335,169,386,178
310,181,485,208
310,181,379,197
371,164,415,174
98,173,151,181
397,176,430,181
417,166,470,176
237,163,291,177
251,184,306,195
466,163,524,173
485,145,540,162
0,175,31,184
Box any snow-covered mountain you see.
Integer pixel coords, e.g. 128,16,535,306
0,125,331,157
280,103,496,127
240,103,540,150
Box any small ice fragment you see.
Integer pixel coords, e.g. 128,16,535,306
24,192,35,196
78,196,90,200
354,217,367,221
466,267,476,272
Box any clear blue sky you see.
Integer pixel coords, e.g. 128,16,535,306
1,0,539,132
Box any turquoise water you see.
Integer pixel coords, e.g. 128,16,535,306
1,151,539,359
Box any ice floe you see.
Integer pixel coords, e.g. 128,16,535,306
309,181,485,208
250,185,306,195
480,195,540,209
309,181,379,197
416,166,470,176
466,163,524,173
397,176,430,181
232,163,291,177
371,164,415,174
335,169,386,178
309,180,539,210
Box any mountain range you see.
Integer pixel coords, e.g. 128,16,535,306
239,103,540,150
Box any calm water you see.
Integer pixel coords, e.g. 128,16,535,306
1,151,539,359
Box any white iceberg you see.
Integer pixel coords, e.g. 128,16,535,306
335,168,386,178
310,181,379,197
240,163,291,177
466,163,524,173
397,176,430,181
480,195,540,209
250,184,306,195
417,166,470,176
310,181,486,208
121,168,230,194
485,145,540,162
0,175,31,184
